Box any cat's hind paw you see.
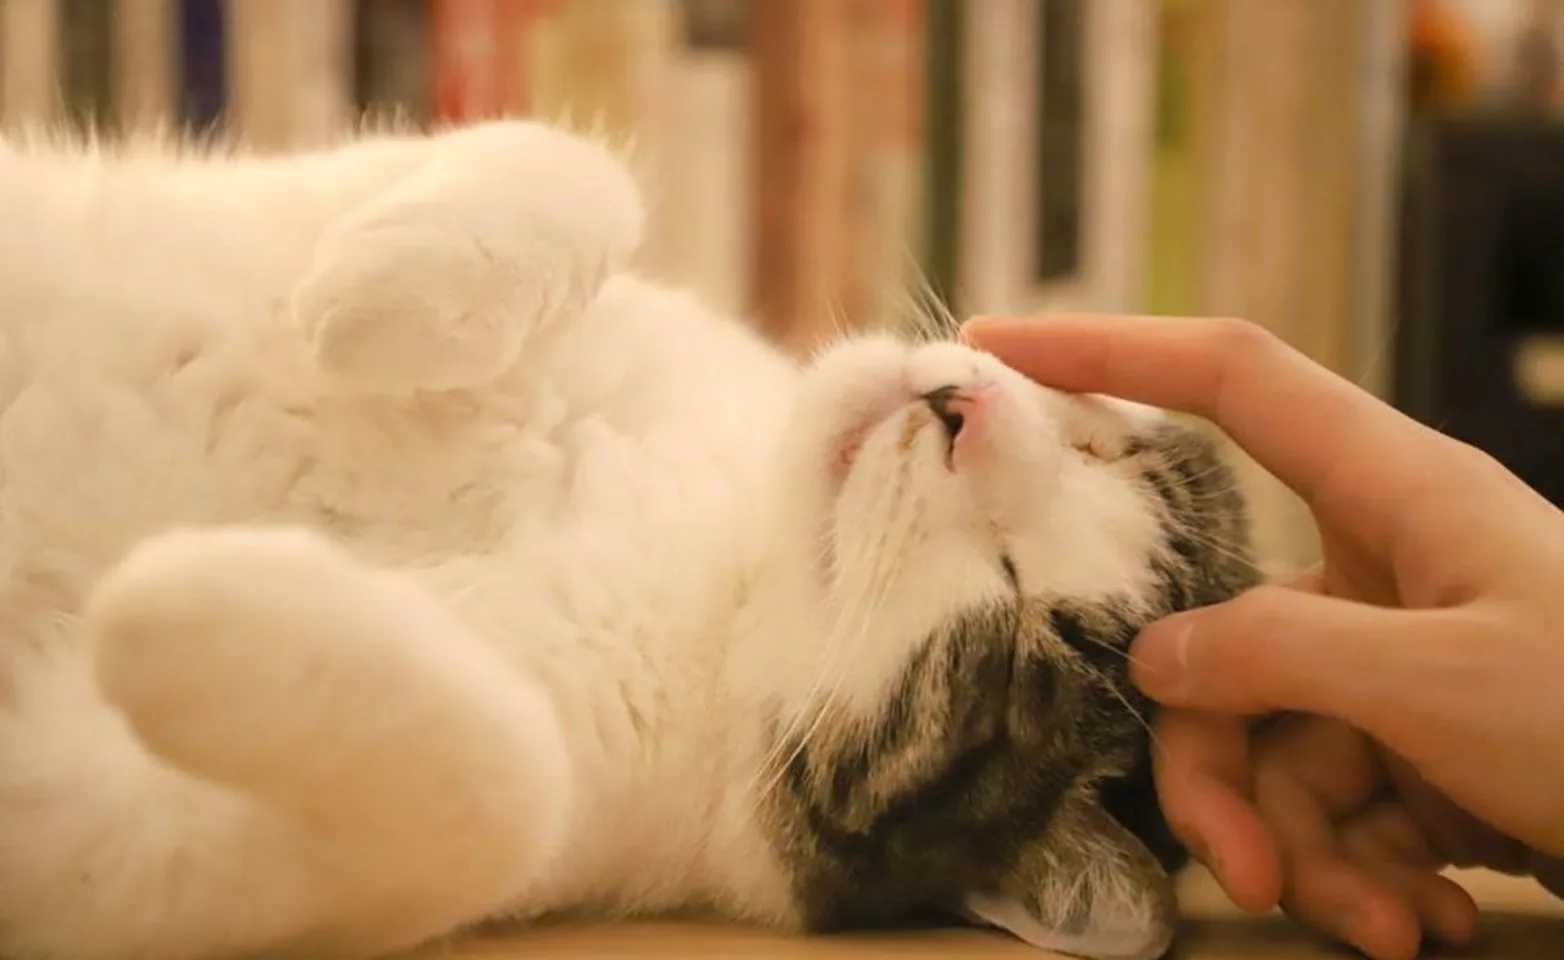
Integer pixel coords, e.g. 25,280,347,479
86,525,571,851
87,525,394,793
84,525,574,950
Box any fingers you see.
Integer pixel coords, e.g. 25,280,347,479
961,315,1448,510
1533,853,1564,900
1151,709,1281,912
1248,720,1418,958
1128,583,1456,732
1243,718,1476,959
1154,709,1492,960
1249,719,1470,959
1281,854,1424,960
1154,713,1444,960
1337,803,1481,948
1381,752,1530,874
1252,716,1381,841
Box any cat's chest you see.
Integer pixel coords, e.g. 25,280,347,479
0,355,758,581
298,387,762,559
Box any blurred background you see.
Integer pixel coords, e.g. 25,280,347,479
0,0,1561,566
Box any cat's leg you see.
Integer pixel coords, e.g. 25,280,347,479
963,790,1180,960
291,121,644,393
0,526,570,960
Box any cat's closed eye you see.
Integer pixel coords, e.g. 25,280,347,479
1061,394,1143,462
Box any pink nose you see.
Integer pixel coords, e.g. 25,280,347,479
921,385,997,468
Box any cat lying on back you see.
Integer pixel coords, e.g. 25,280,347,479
0,120,1258,960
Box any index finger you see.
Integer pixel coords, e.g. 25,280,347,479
1154,708,1281,912
962,315,1449,510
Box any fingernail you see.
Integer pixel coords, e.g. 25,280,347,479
1131,618,1194,699
960,315,1026,336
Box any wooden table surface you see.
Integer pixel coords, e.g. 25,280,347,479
420,868,1564,958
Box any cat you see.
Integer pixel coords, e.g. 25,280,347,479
0,119,1259,960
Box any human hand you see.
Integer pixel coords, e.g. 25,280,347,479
961,314,1564,960
1230,707,1564,956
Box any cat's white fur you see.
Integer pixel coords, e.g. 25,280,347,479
0,121,1171,960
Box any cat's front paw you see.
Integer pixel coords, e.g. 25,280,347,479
294,122,644,394
294,211,540,393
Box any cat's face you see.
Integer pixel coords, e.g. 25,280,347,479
761,335,1258,958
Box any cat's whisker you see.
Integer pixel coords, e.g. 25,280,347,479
1164,521,1254,571
748,571,894,808
755,523,903,790
1083,658,1211,808
753,496,932,810
743,529,876,801
1064,625,1151,672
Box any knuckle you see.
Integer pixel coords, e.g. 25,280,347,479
1206,316,1283,362
1207,585,1299,683
1225,583,1292,632
1452,441,1510,481
1422,434,1521,499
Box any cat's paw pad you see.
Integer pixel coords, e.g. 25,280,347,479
293,214,546,393
88,526,370,784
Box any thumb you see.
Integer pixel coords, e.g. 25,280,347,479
1129,585,1450,729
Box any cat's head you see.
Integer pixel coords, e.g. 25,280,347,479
758,333,1259,960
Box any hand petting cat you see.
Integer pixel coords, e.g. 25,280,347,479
964,314,1564,960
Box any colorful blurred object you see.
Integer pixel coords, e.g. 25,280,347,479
1410,0,1564,114
1410,0,1480,110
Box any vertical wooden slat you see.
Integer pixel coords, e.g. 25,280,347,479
843,0,925,332
117,0,176,133
229,0,353,151
1352,0,1412,399
752,0,856,355
1081,0,1159,313
60,0,116,132
1,0,60,129
921,0,964,313
1196,0,1363,371
958,0,1039,317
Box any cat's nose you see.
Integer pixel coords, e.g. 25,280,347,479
921,386,968,440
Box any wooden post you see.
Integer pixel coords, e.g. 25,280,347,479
1,0,60,128
117,0,176,133
752,0,856,355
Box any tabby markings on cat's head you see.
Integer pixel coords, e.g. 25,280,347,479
760,337,1258,959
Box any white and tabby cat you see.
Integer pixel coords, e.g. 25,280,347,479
0,121,1257,960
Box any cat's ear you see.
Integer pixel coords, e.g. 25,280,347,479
963,796,1178,960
